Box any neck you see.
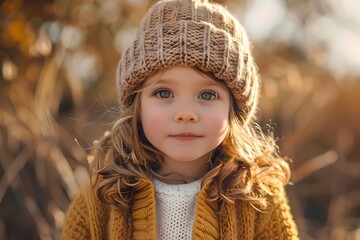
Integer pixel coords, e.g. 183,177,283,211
157,153,210,184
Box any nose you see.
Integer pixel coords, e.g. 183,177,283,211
174,110,198,123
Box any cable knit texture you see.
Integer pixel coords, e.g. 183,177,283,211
62,179,298,239
117,0,260,124
154,178,201,239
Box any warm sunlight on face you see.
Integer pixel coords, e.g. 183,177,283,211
140,66,230,180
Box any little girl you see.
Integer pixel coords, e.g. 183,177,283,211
62,0,299,239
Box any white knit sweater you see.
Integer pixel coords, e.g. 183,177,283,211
153,178,202,240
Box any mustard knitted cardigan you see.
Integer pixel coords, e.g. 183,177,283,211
62,179,298,239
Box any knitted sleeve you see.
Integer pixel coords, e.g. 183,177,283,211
62,188,91,240
255,186,299,240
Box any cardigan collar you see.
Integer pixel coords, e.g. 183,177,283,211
122,178,223,240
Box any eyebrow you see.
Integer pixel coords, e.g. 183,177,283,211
153,79,173,85
150,78,229,92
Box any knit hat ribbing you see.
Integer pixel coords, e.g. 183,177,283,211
117,0,260,124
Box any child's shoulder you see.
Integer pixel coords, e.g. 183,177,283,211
69,182,109,211
257,183,292,214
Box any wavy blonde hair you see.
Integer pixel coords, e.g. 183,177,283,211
90,71,291,211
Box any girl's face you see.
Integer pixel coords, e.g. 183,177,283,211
140,66,230,181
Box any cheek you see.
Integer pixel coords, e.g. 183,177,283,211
206,100,231,138
208,115,229,137
140,105,167,139
144,116,165,130
141,106,166,126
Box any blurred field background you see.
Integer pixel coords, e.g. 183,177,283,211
1,0,359,239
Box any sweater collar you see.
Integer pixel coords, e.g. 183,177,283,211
128,178,221,240
108,178,239,239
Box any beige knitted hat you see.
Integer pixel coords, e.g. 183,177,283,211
117,0,260,124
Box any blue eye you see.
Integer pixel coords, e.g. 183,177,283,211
155,89,174,98
199,91,218,100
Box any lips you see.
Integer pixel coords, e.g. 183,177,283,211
169,133,202,141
